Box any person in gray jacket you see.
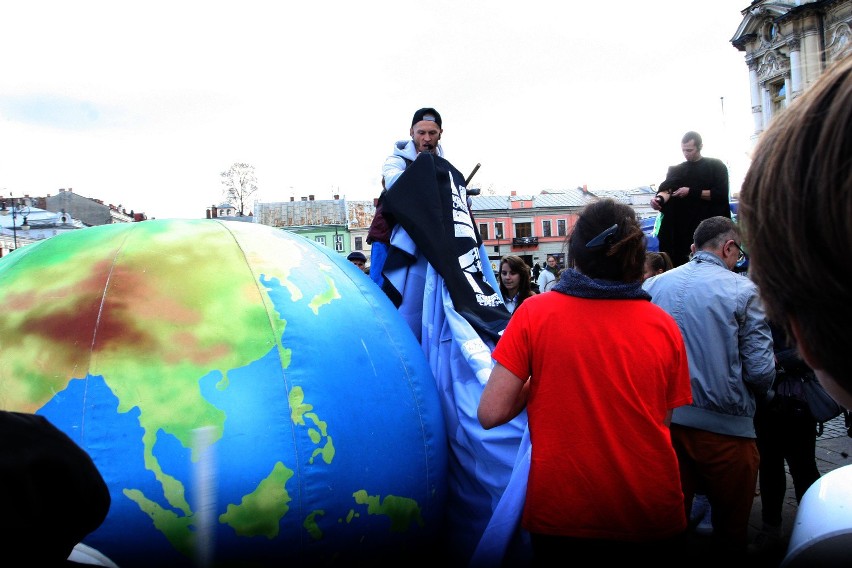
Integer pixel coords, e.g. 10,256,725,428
642,215,775,563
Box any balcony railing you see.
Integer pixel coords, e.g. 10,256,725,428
512,236,538,246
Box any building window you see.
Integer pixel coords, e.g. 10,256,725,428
355,237,363,250
315,236,326,246
515,222,532,238
557,220,567,236
771,81,786,115
334,234,344,252
479,223,489,240
542,220,552,237
495,222,504,239
764,21,778,42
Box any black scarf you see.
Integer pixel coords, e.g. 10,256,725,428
552,268,651,301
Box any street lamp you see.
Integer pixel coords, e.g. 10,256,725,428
0,193,31,251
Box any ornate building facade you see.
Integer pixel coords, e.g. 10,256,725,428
732,0,852,141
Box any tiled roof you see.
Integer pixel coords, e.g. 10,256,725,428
469,196,509,210
533,192,592,208
470,189,591,211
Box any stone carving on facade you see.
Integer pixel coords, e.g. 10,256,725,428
757,50,789,80
827,22,851,60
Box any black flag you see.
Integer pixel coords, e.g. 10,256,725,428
381,152,510,343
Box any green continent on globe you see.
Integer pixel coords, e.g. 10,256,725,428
290,386,335,465
220,462,295,538
352,490,425,532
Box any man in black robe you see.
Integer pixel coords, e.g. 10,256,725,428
651,131,731,267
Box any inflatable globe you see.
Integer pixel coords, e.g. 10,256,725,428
0,219,448,567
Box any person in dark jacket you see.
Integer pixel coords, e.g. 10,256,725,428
750,322,821,558
650,131,730,267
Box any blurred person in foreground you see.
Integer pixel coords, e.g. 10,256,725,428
642,216,776,564
479,198,692,565
738,54,852,412
498,255,536,315
1,410,112,567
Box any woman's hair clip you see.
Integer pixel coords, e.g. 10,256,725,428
585,223,619,249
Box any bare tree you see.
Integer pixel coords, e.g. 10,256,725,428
220,162,258,216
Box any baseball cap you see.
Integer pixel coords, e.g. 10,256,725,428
411,107,442,128
347,251,367,262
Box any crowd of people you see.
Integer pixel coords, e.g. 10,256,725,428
346,80,852,565
371,67,852,565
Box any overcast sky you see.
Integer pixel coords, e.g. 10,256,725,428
0,1,756,219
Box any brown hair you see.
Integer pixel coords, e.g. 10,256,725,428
567,198,646,282
739,55,852,398
499,255,535,308
645,251,673,274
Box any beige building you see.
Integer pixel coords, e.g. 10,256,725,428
732,0,852,142
253,195,376,260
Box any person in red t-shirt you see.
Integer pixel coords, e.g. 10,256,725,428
478,198,693,564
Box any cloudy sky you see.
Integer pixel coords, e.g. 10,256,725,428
0,1,756,219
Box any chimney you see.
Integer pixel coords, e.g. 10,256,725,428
309,195,315,201
333,194,340,200
290,196,295,202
